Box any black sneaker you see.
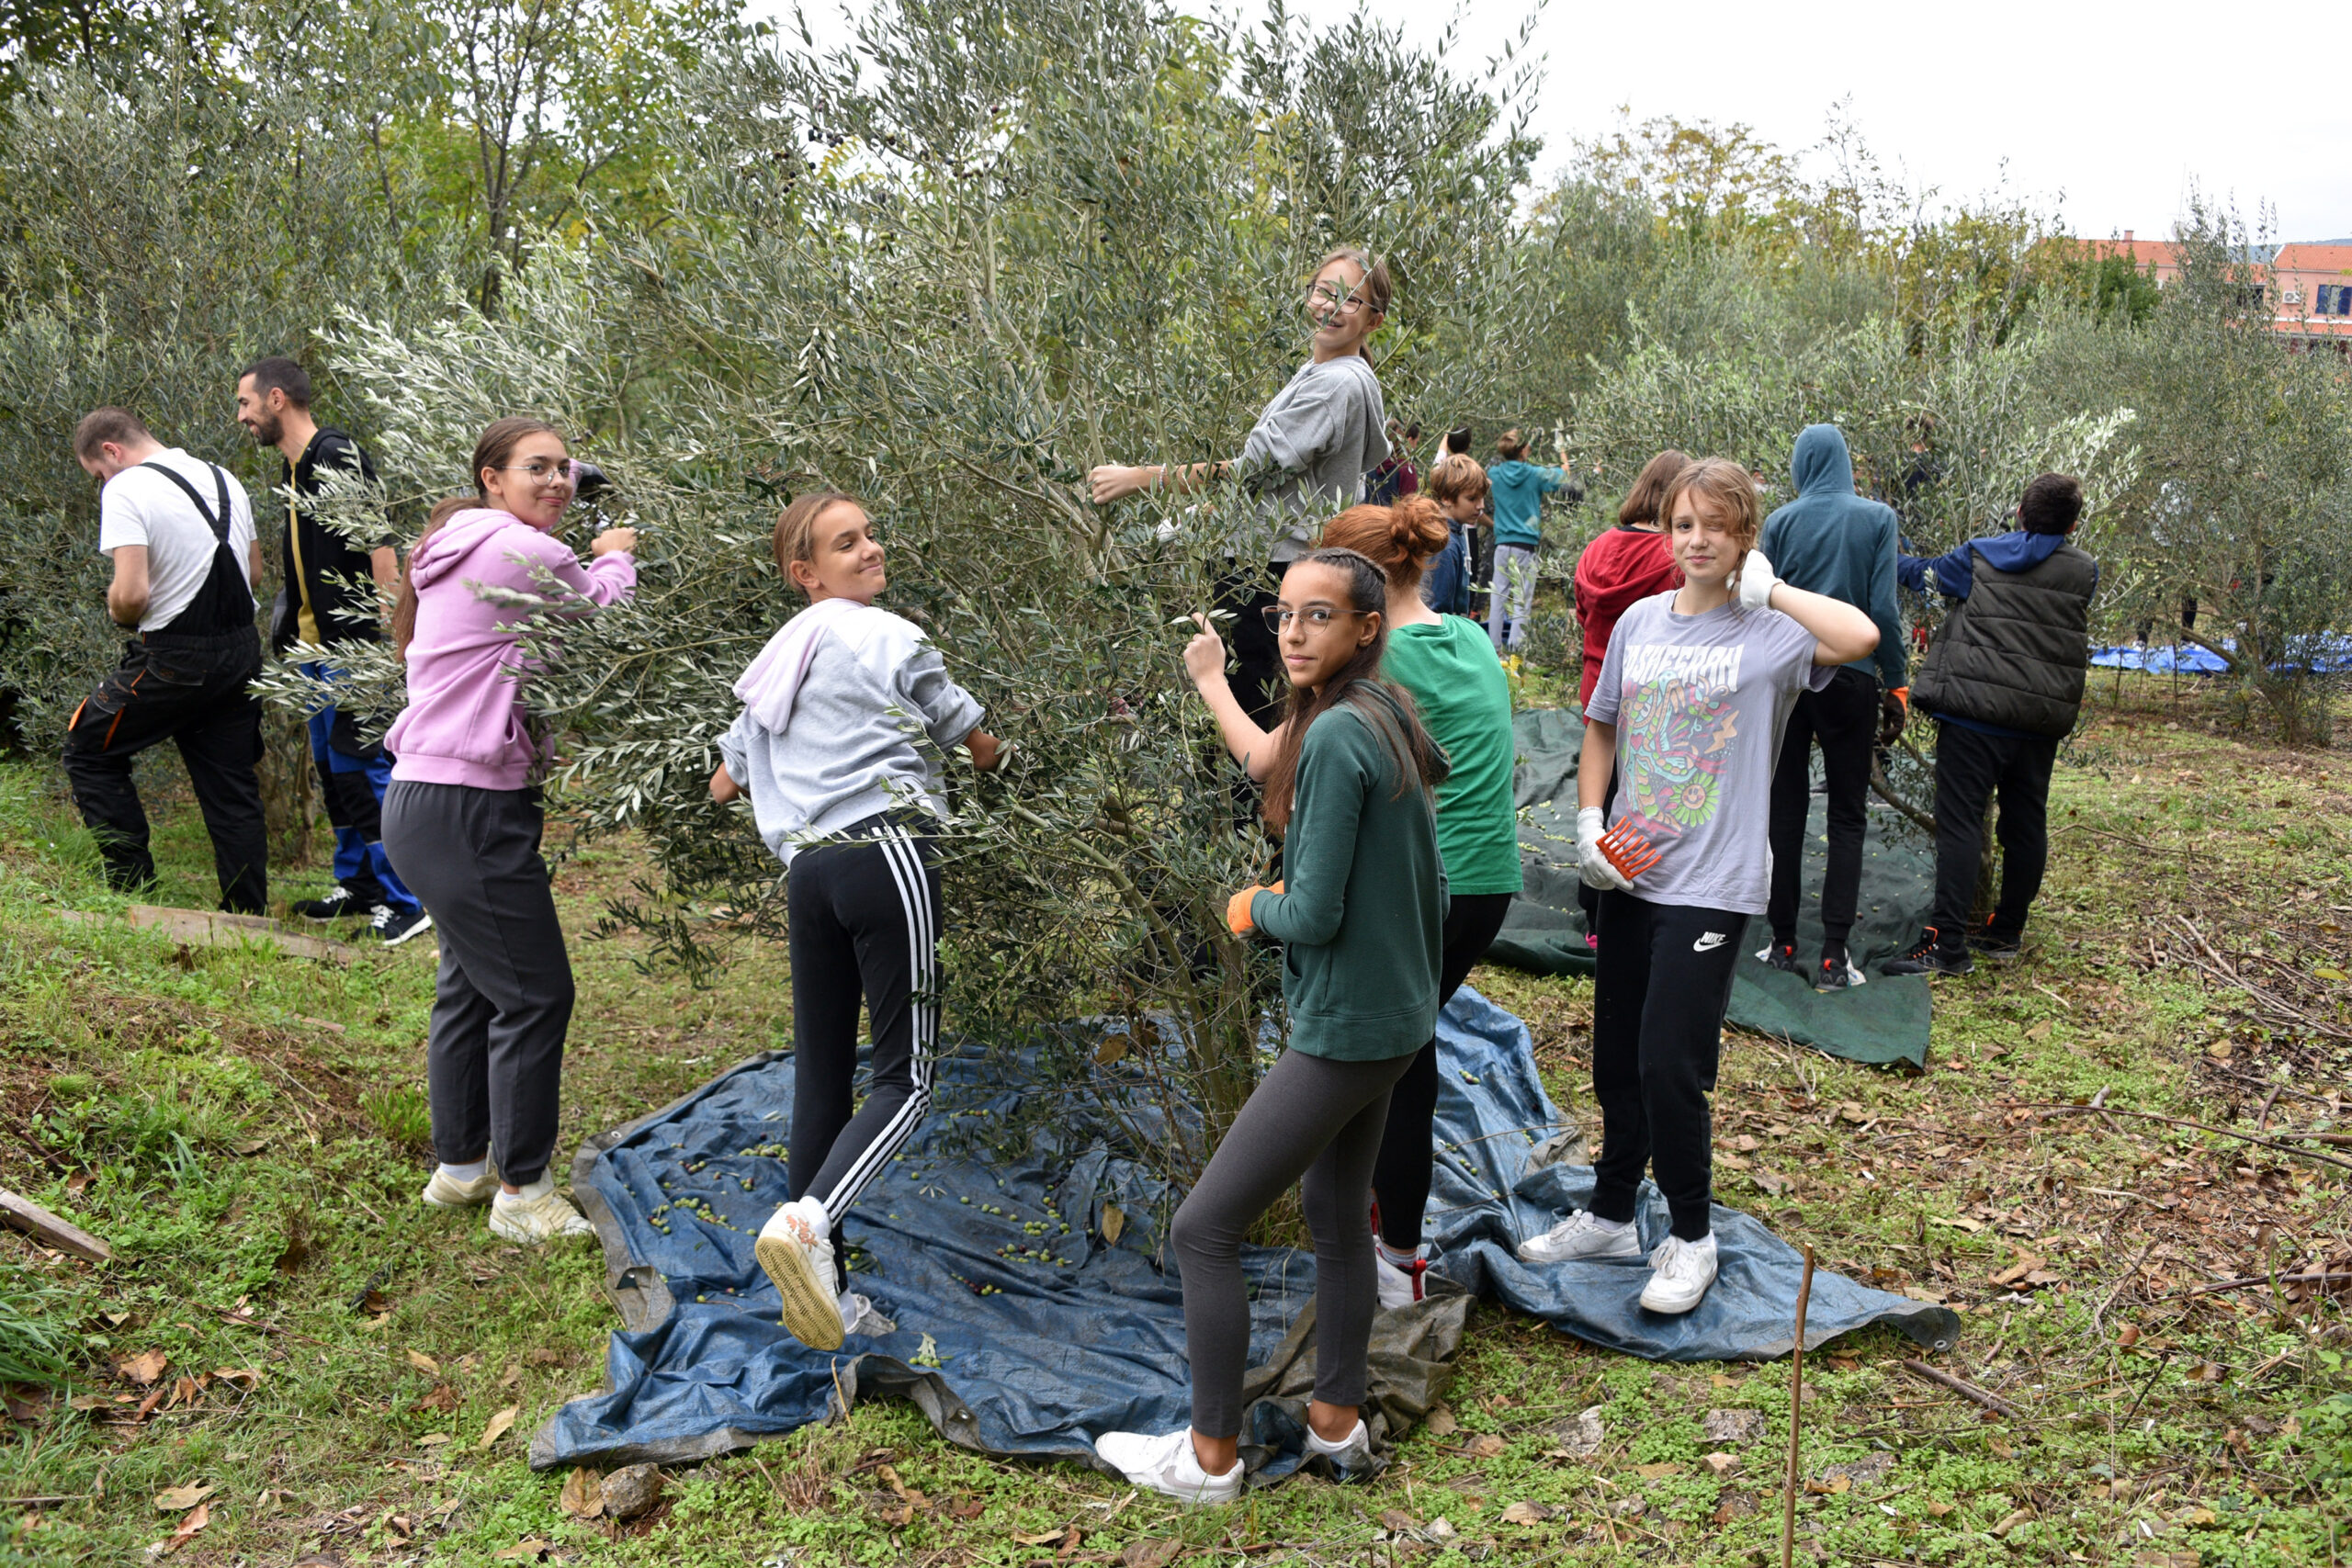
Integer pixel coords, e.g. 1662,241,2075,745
1970,924,2025,964
1760,940,1804,976
292,884,364,922
1814,941,1863,992
1883,927,1973,977
371,905,435,948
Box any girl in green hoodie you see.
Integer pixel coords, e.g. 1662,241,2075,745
1094,547,1448,1504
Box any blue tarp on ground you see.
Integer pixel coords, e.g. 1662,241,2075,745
2090,636,2352,674
533,989,1959,1473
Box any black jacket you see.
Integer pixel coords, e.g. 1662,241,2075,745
274,427,386,653
1911,540,2098,739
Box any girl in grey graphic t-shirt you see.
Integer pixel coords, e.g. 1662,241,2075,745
1516,458,1881,1317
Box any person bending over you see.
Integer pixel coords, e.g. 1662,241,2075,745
715,491,1002,1352
1517,459,1877,1314
382,420,637,1244
1097,548,1447,1503
1183,497,1520,1308
1757,425,1909,992
1884,473,2098,976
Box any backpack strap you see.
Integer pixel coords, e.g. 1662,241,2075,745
137,459,234,546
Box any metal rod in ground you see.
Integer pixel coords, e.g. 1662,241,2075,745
1782,1243,1816,1568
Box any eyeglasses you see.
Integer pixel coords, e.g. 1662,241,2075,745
494,459,577,486
1305,283,1372,315
1262,605,1356,634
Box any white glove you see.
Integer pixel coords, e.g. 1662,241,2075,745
1736,547,1779,610
1576,806,1632,892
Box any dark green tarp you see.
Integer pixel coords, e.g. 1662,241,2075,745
1489,707,1935,1067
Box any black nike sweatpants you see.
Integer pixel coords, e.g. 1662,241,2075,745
1588,890,1744,1242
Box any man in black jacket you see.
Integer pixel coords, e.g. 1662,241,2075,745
1884,473,2098,976
234,357,430,945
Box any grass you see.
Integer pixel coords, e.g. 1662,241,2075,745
0,670,2346,1566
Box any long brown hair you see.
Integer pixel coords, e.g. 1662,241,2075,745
1260,548,1450,832
1618,449,1691,528
772,490,862,597
390,418,562,660
1319,496,1449,593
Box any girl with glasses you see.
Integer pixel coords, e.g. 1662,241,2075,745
1181,496,1519,1310
1095,547,1446,1503
1089,248,1395,730
381,418,639,1245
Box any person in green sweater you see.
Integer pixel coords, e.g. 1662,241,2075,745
1182,495,1520,1310
1486,428,1582,654
1096,547,1449,1504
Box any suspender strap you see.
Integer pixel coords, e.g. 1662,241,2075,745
137,460,235,545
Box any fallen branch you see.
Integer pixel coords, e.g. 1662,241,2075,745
2155,1270,2352,1303
0,1189,110,1264
1898,1359,2022,1419
1782,1247,1815,1568
213,1306,336,1351
2029,1102,2352,1174
2094,1239,2159,1337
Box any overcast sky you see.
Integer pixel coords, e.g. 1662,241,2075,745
764,0,2349,243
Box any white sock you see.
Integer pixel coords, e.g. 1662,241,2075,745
1589,1213,1634,1233
1374,1238,1422,1267
501,1175,557,1202
837,1287,859,1329
438,1158,489,1184
1306,1419,1365,1453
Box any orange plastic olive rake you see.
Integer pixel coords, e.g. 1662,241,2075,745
1599,819,1663,882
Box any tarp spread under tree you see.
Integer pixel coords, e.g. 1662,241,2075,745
533,989,1959,1473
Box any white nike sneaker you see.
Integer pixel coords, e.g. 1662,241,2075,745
421,1167,500,1208
1093,1427,1244,1505
1374,1242,1429,1309
1305,1417,1375,1480
756,1197,845,1351
488,1178,596,1244
1517,1210,1641,1264
1639,1232,1720,1314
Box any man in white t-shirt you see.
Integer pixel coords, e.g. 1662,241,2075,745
62,407,269,913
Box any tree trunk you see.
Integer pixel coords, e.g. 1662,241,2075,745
255,712,316,879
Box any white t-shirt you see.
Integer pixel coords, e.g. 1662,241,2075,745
95,448,257,633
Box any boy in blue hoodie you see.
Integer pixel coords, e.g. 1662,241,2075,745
1485,429,1580,653
1757,424,1909,991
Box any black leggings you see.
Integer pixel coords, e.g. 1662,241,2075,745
1369,891,1517,1250
1170,1046,1418,1438
786,813,942,1289
1589,890,1743,1242
1767,666,1879,945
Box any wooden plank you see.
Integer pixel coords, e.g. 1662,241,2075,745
54,905,356,966
0,1190,111,1264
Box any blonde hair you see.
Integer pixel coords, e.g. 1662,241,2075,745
1659,457,1762,553
1316,246,1394,359
773,491,863,597
1426,456,1489,508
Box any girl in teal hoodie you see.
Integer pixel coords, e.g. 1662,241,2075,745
1095,547,1447,1504
1486,428,1581,652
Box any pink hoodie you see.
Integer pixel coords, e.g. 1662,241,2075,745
386,507,637,790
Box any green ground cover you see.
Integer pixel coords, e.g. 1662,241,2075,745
1,673,2346,1566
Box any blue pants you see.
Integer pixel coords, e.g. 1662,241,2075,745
301,661,419,915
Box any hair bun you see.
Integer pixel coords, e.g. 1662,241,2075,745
1390,493,1448,561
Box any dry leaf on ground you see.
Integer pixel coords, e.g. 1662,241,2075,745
406,1349,441,1376
492,1540,552,1562
153,1483,214,1511
117,1350,167,1385
147,1500,209,1555
477,1404,519,1450
1425,1405,1458,1436
558,1467,604,1519
1120,1540,1180,1568
1499,1500,1551,1524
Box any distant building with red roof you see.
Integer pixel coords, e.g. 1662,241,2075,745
2064,231,2352,347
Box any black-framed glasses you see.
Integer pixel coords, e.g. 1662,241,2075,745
1262,605,1356,634
1305,282,1370,315
495,459,577,485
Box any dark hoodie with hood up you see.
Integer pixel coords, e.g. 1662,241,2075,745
1758,425,1907,692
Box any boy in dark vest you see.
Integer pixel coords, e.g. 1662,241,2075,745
1884,473,2098,976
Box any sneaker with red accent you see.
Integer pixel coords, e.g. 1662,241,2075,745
1758,939,1804,976
1374,1242,1429,1309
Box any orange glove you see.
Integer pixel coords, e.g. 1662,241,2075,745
1225,881,1283,935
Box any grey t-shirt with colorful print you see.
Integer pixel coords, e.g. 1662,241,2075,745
1583,592,1832,915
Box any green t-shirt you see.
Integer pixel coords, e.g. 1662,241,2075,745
1382,616,1523,896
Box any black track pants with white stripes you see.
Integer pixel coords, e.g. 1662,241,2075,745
786,812,942,1290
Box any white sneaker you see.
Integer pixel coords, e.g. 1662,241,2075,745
1374,1243,1429,1309
1093,1427,1243,1506
840,1290,895,1338
1305,1417,1374,1480
1518,1210,1641,1264
756,1197,845,1351
489,1177,596,1244
1639,1232,1720,1314
421,1167,500,1208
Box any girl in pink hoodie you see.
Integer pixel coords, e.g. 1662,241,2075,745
380,418,637,1246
